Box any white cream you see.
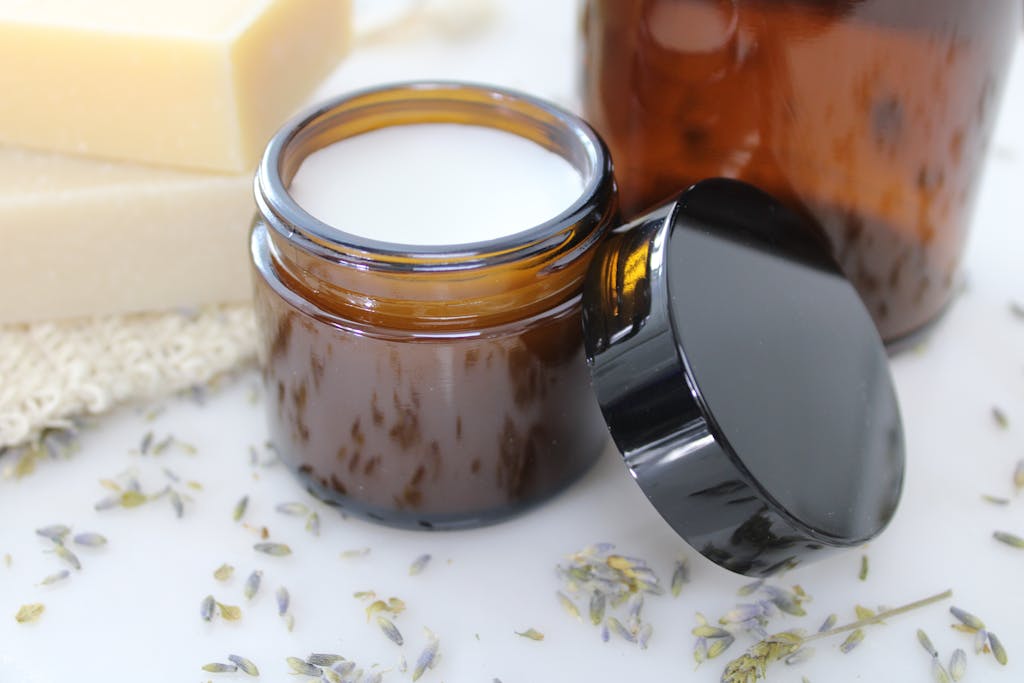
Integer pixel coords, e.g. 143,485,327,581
288,123,583,246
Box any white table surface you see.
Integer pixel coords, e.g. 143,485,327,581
2,3,1023,682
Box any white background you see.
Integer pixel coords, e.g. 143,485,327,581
1,2,1022,682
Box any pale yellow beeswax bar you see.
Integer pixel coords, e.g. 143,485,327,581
0,0,351,173
0,146,254,324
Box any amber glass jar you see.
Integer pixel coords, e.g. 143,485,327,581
582,0,1021,343
250,83,616,529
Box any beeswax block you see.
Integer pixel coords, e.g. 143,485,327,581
0,0,351,172
0,146,254,323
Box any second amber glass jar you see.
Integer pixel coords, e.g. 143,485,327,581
582,0,1021,344
250,83,616,528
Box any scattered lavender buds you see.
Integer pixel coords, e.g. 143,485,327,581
276,586,290,615
227,654,259,676
556,543,664,646
213,563,234,581
854,605,876,621
762,585,807,617
589,591,606,625
949,648,967,681
93,495,121,511
556,592,581,621
152,435,175,455
515,628,545,641
233,495,249,522
671,556,690,597
321,667,344,683
52,543,81,571
839,629,865,654
35,524,70,542
737,580,764,597
993,531,1024,549
254,542,292,556
637,622,654,650
276,502,309,516
333,661,356,677
305,511,320,536
72,532,107,547
720,589,952,683
118,490,148,508
409,553,432,576
216,601,242,621
387,597,406,616
365,600,388,621
412,629,440,681
377,615,404,645
606,616,636,643
169,490,184,518
988,632,1008,665
15,603,44,623
932,657,952,683
706,635,736,659
244,570,262,600
917,629,938,657
200,595,215,621
973,629,989,654
39,570,70,586
286,656,321,676
949,606,985,631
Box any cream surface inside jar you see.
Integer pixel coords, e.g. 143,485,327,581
288,123,584,246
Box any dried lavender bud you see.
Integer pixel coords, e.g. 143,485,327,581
35,524,70,542
254,542,292,556
409,553,431,575
377,616,404,645
200,594,215,621
227,655,259,676
412,630,440,681
72,532,107,547
244,570,262,600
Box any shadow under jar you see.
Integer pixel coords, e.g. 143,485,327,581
581,0,1021,345
250,83,617,529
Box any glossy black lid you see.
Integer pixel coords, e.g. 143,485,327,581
582,179,905,577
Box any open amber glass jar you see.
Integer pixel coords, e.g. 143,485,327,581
581,0,1021,344
250,83,616,529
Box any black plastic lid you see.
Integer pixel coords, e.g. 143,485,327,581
582,179,905,577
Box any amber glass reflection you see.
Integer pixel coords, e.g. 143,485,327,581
582,0,1021,342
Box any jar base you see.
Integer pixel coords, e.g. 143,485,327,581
287,442,606,531
883,288,958,355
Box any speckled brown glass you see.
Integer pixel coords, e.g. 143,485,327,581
581,0,1021,344
250,83,617,528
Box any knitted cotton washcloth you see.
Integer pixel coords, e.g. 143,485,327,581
0,303,256,449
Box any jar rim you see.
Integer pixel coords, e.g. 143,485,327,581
254,81,612,273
